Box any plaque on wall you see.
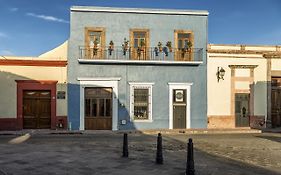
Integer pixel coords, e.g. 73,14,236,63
57,91,66,99
175,90,184,102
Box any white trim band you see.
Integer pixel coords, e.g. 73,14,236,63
77,77,121,81
71,6,209,16
78,59,203,65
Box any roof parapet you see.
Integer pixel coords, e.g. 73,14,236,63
71,6,209,16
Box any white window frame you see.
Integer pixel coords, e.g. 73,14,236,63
129,82,154,122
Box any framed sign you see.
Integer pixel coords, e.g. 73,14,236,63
175,90,184,102
57,91,66,99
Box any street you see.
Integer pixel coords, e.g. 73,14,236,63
0,132,280,175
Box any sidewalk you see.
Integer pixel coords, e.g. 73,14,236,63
0,128,263,136
262,127,281,133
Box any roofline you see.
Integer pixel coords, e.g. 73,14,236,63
208,43,281,48
0,59,67,67
70,6,209,16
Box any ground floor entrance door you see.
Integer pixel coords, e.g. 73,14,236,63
84,87,112,130
173,89,187,129
271,78,281,127
23,90,51,129
235,93,250,127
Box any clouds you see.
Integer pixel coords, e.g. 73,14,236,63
0,50,14,56
9,8,18,12
0,32,8,38
26,12,69,24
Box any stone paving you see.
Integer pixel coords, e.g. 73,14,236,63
167,133,281,174
0,132,280,175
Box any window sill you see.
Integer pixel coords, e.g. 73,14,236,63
78,59,203,66
132,119,153,123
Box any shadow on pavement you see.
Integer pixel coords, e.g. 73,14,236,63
255,135,281,143
0,133,280,175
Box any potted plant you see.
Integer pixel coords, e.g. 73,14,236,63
140,40,146,51
93,38,99,56
186,40,192,51
158,42,163,52
108,40,114,55
154,47,159,57
122,38,129,55
166,41,172,52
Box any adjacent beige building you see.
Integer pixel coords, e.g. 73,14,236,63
208,44,281,129
0,41,68,130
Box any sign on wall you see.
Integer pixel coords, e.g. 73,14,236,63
57,91,66,99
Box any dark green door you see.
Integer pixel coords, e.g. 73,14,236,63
235,93,250,127
173,89,186,129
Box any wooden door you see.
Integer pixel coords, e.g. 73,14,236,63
130,30,149,60
85,28,105,59
271,78,281,127
84,88,112,130
235,93,250,127
174,31,194,61
23,91,51,129
173,89,186,129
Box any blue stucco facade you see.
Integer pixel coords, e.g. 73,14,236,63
68,6,208,130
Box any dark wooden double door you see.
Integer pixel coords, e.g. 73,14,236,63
23,90,51,129
84,88,112,130
272,78,281,127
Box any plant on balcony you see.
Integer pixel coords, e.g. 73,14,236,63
185,40,193,51
137,40,146,58
154,47,159,57
158,42,163,52
93,39,99,56
181,40,193,60
166,41,172,52
108,40,114,56
140,40,146,50
122,38,129,55
137,47,142,58
163,47,168,56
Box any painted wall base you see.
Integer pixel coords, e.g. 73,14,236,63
207,115,235,128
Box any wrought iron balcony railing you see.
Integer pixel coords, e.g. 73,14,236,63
79,46,203,62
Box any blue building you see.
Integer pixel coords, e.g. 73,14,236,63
68,6,208,130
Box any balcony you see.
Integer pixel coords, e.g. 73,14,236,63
78,46,204,65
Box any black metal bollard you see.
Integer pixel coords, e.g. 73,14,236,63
155,133,163,164
186,138,195,175
122,133,129,157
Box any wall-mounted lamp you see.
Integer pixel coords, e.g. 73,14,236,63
216,67,225,82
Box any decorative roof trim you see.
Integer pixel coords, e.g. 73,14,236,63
71,6,209,16
263,53,281,58
228,65,258,69
0,60,67,67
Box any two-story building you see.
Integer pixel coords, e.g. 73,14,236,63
68,6,208,130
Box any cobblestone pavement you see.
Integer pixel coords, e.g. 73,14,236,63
0,133,280,175
167,133,281,174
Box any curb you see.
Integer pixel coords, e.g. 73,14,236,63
0,129,263,136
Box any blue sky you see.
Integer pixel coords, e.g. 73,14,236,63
0,0,280,56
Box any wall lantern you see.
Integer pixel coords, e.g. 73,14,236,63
216,67,225,82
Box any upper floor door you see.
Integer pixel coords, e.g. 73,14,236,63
130,29,150,60
85,27,105,59
174,30,194,61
